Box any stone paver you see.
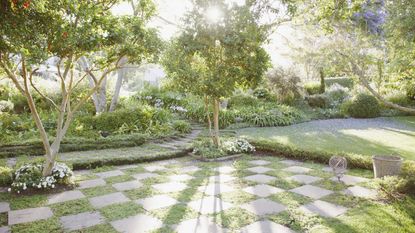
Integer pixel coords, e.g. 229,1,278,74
169,174,194,182
208,174,236,183
240,220,295,233
111,214,163,233
322,167,333,173
249,160,271,166
8,207,53,225
112,180,142,191
95,170,124,178
47,190,85,205
283,166,311,174
78,178,106,189
132,172,158,180
331,175,369,185
89,192,130,208
0,202,10,213
290,185,333,199
244,174,276,184
181,165,200,173
145,165,165,172
0,226,9,233
343,186,377,199
153,182,187,193
243,184,285,197
188,196,233,214
247,166,273,174
280,159,303,166
300,200,348,218
198,183,236,196
60,211,104,231
214,166,235,174
173,216,226,233
115,164,139,170
136,194,178,211
288,175,322,184
241,198,286,216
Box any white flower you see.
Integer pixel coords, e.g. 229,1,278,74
7,188,11,192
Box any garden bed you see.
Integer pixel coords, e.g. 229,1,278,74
189,152,243,162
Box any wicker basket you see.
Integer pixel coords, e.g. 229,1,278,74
372,155,403,178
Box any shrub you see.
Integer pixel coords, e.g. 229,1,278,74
10,163,74,193
341,93,380,118
253,88,270,99
267,67,304,104
304,82,322,95
325,77,354,88
325,83,350,107
192,139,226,159
404,82,415,100
193,137,255,158
306,94,328,108
385,90,414,107
0,167,12,186
228,94,258,108
171,120,192,134
221,138,255,154
0,100,13,113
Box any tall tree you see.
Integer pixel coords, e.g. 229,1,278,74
163,0,272,146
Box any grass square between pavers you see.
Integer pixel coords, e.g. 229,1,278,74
211,207,257,230
124,186,159,199
219,190,257,205
11,216,62,233
268,208,322,233
168,188,204,203
141,176,170,185
313,179,347,192
268,177,302,190
150,227,176,233
99,201,144,221
70,223,118,233
50,198,94,217
0,213,7,227
123,166,146,175
10,194,48,210
321,193,371,208
104,175,134,184
269,191,312,208
92,166,116,173
74,173,98,182
81,185,117,198
150,204,198,225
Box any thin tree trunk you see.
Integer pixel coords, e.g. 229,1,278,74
109,67,125,112
204,95,213,139
212,98,220,147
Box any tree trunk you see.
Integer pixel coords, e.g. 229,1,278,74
109,67,125,112
319,69,325,93
212,98,220,147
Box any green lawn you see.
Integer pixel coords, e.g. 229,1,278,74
237,116,415,160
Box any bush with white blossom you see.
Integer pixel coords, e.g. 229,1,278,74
9,162,74,193
193,137,255,159
221,138,255,154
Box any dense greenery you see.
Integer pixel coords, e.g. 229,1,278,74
342,93,381,118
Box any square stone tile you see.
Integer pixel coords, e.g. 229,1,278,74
283,166,311,174
60,211,104,231
95,170,124,179
169,174,194,182
132,172,158,180
0,202,10,213
188,196,233,214
331,175,369,185
115,164,139,170
136,194,178,211
240,220,295,233
280,159,303,166
290,185,333,199
172,216,226,233
0,226,9,233
145,165,165,172
244,174,276,184
214,166,235,174
112,180,142,191
241,198,286,216
78,179,106,189
153,182,187,193
247,166,273,174
343,186,377,199
181,165,200,173
89,192,130,208
287,175,322,184
198,183,236,196
322,167,333,172
47,190,85,205
111,214,163,233
9,207,53,225
208,174,236,183
249,160,271,166
243,184,285,197
300,200,348,218
155,159,178,166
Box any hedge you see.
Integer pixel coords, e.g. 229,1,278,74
325,77,354,88
251,139,415,195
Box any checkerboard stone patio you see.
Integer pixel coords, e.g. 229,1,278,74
4,157,378,232
331,175,369,185
280,159,304,166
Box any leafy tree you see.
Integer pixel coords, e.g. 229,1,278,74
163,0,272,146
0,0,158,175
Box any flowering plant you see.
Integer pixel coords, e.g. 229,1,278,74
9,162,74,193
221,138,255,154
193,137,255,159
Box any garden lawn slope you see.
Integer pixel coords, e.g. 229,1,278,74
237,117,415,160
